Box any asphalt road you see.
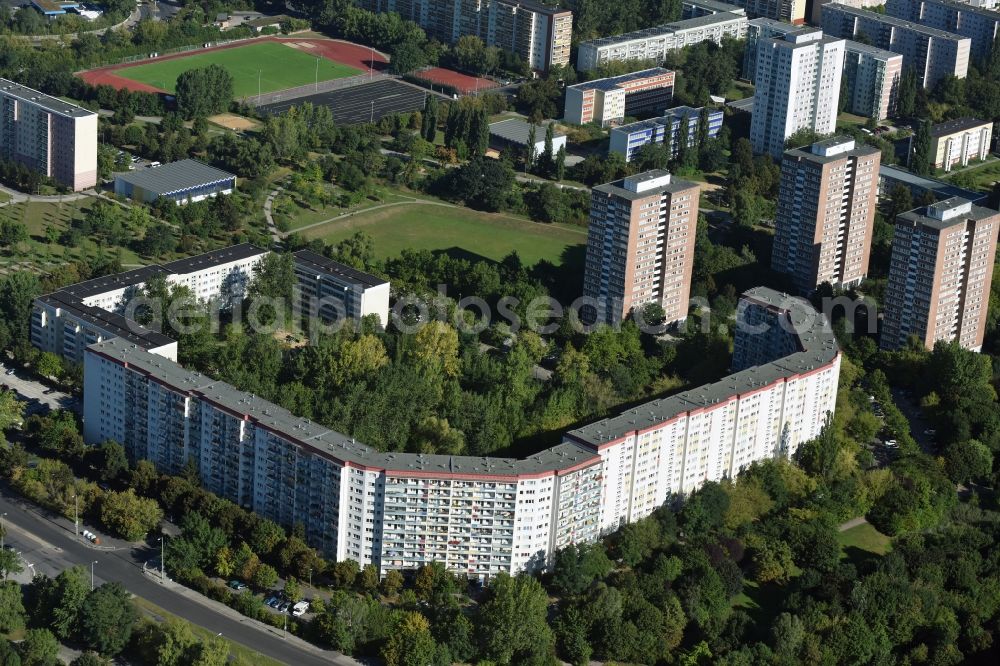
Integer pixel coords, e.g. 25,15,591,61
0,491,359,666
259,79,427,125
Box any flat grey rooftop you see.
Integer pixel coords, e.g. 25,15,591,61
566,287,839,447
58,266,169,300
40,291,175,350
879,164,987,203
581,12,745,48
115,159,237,196
293,249,388,288
593,171,700,200
931,117,990,137
161,242,266,275
823,3,973,40
845,38,902,59
898,199,999,230
86,337,601,478
569,68,673,92
488,118,564,145
0,78,96,119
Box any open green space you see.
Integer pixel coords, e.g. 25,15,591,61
942,157,1000,192
300,202,587,266
0,197,145,270
837,521,892,556
275,186,415,232
112,42,361,96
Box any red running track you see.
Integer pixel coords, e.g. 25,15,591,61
77,37,390,93
414,67,498,94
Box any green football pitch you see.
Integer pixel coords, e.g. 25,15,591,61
112,42,362,97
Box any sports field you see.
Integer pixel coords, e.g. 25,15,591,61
300,202,587,266
112,42,362,97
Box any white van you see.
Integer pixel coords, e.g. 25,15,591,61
291,601,310,617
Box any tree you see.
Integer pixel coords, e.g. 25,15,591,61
0,639,19,666
69,654,108,666
382,612,437,666
0,551,22,582
381,569,404,597
910,119,933,175
78,583,137,656
389,39,428,74
251,563,278,590
28,567,88,640
0,582,25,633
421,95,438,143
359,564,380,593
477,573,554,665
19,629,58,666
897,67,918,118
95,440,128,482
676,114,696,169
0,389,24,442
0,220,27,248
944,439,993,484
176,65,234,120
331,559,360,589
411,321,460,377
284,577,302,603
100,488,163,541
554,145,566,181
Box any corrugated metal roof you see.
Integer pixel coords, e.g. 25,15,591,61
115,159,236,196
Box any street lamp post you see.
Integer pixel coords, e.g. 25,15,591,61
1,512,6,550
91,560,97,591
370,100,375,124
72,494,78,536
160,535,166,581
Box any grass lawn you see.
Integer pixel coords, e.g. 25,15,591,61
0,197,146,271
276,186,414,232
113,42,361,96
838,521,892,556
943,157,1000,192
132,597,285,666
300,202,586,266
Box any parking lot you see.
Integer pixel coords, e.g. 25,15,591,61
258,79,429,125
0,363,77,416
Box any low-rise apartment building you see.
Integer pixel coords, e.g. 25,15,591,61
609,106,724,162
82,286,840,576
292,249,391,327
31,244,268,363
564,68,675,127
576,11,748,72
929,117,993,171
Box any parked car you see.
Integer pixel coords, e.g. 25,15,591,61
291,601,310,617
227,580,248,591
268,597,282,608
923,429,936,436
279,601,291,613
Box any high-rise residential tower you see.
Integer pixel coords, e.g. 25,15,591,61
881,197,1000,352
748,27,845,157
886,0,1000,61
0,79,98,191
821,3,971,89
355,0,572,70
772,138,881,292
583,170,700,325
